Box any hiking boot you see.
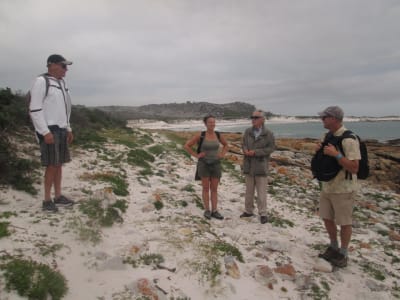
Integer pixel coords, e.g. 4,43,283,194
330,252,348,268
318,246,338,262
240,212,254,218
42,201,58,212
204,210,211,220
54,195,75,207
260,216,268,224
211,211,224,220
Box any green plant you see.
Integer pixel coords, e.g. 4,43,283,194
0,221,10,238
82,172,129,196
0,211,18,218
68,216,102,244
361,262,386,281
307,283,329,300
181,184,195,193
212,241,244,263
123,253,165,268
192,194,204,209
139,253,165,266
1,258,68,300
34,242,64,257
148,144,165,156
154,200,164,210
268,211,294,228
79,198,127,227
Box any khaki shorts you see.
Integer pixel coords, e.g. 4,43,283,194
319,191,356,225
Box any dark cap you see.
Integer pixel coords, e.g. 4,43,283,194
318,106,344,121
47,54,73,66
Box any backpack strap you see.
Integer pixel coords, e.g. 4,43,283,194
215,131,221,142
40,73,51,97
338,130,358,180
197,131,222,154
197,131,206,154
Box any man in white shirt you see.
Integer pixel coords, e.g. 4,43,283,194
29,54,75,212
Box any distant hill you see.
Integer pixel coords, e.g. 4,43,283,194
94,101,271,120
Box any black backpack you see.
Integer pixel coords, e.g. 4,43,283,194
311,130,369,182
340,130,369,180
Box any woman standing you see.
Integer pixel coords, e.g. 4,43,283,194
184,115,228,220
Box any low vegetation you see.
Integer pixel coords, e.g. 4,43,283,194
0,257,68,300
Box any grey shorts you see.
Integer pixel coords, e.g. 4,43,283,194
38,125,71,166
197,159,222,179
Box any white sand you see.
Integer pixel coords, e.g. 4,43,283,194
0,129,398,300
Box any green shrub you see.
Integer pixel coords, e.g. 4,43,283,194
212,241,244,263
1,258,68,300
154,200,164,210
127,149,154,168
0,221,10,238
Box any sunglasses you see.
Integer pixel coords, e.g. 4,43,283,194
56,63,67,69
250,116,261,120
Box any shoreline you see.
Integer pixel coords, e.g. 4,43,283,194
128,116,400,130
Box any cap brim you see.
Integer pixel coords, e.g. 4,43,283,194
61,60,73,65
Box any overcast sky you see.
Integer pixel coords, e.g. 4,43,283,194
1,0,399,116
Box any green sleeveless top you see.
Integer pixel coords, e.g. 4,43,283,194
200,139,220,160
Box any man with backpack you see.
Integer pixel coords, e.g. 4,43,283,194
315,106,361,268
29,54,75,212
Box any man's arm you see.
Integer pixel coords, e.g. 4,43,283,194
29,77,50,136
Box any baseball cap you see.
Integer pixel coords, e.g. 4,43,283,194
318,106,344,121
47,54,73,66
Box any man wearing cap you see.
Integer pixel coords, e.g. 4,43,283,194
315,106,361,267
29,54,75,212
240,110,275,224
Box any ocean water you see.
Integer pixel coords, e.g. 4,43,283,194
210,121,399,142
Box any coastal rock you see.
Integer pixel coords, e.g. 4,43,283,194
263,239,290,252
273,264,296,281
295,274,313,290
389,231,400,241
252,265,277,286
313,258,333,273
132,278,164,300
365,279,387,292
224,256,240,279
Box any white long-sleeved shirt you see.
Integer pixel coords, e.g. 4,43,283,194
29,75,72,135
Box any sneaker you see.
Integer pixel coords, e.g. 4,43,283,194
260,216,268,224
54,195,75,207
204,210,211,219
211,211,224,220
42,201,58,212
330,252,348,268
318,246,338,262
240,212,254,218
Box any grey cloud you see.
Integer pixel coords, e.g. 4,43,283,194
1,0,399,116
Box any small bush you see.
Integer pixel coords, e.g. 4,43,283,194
0,221,10,238
1,258,68,300
154,200,164,210
127,149,155,168
212,241,244,263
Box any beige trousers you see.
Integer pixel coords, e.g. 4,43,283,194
244,175,267,216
